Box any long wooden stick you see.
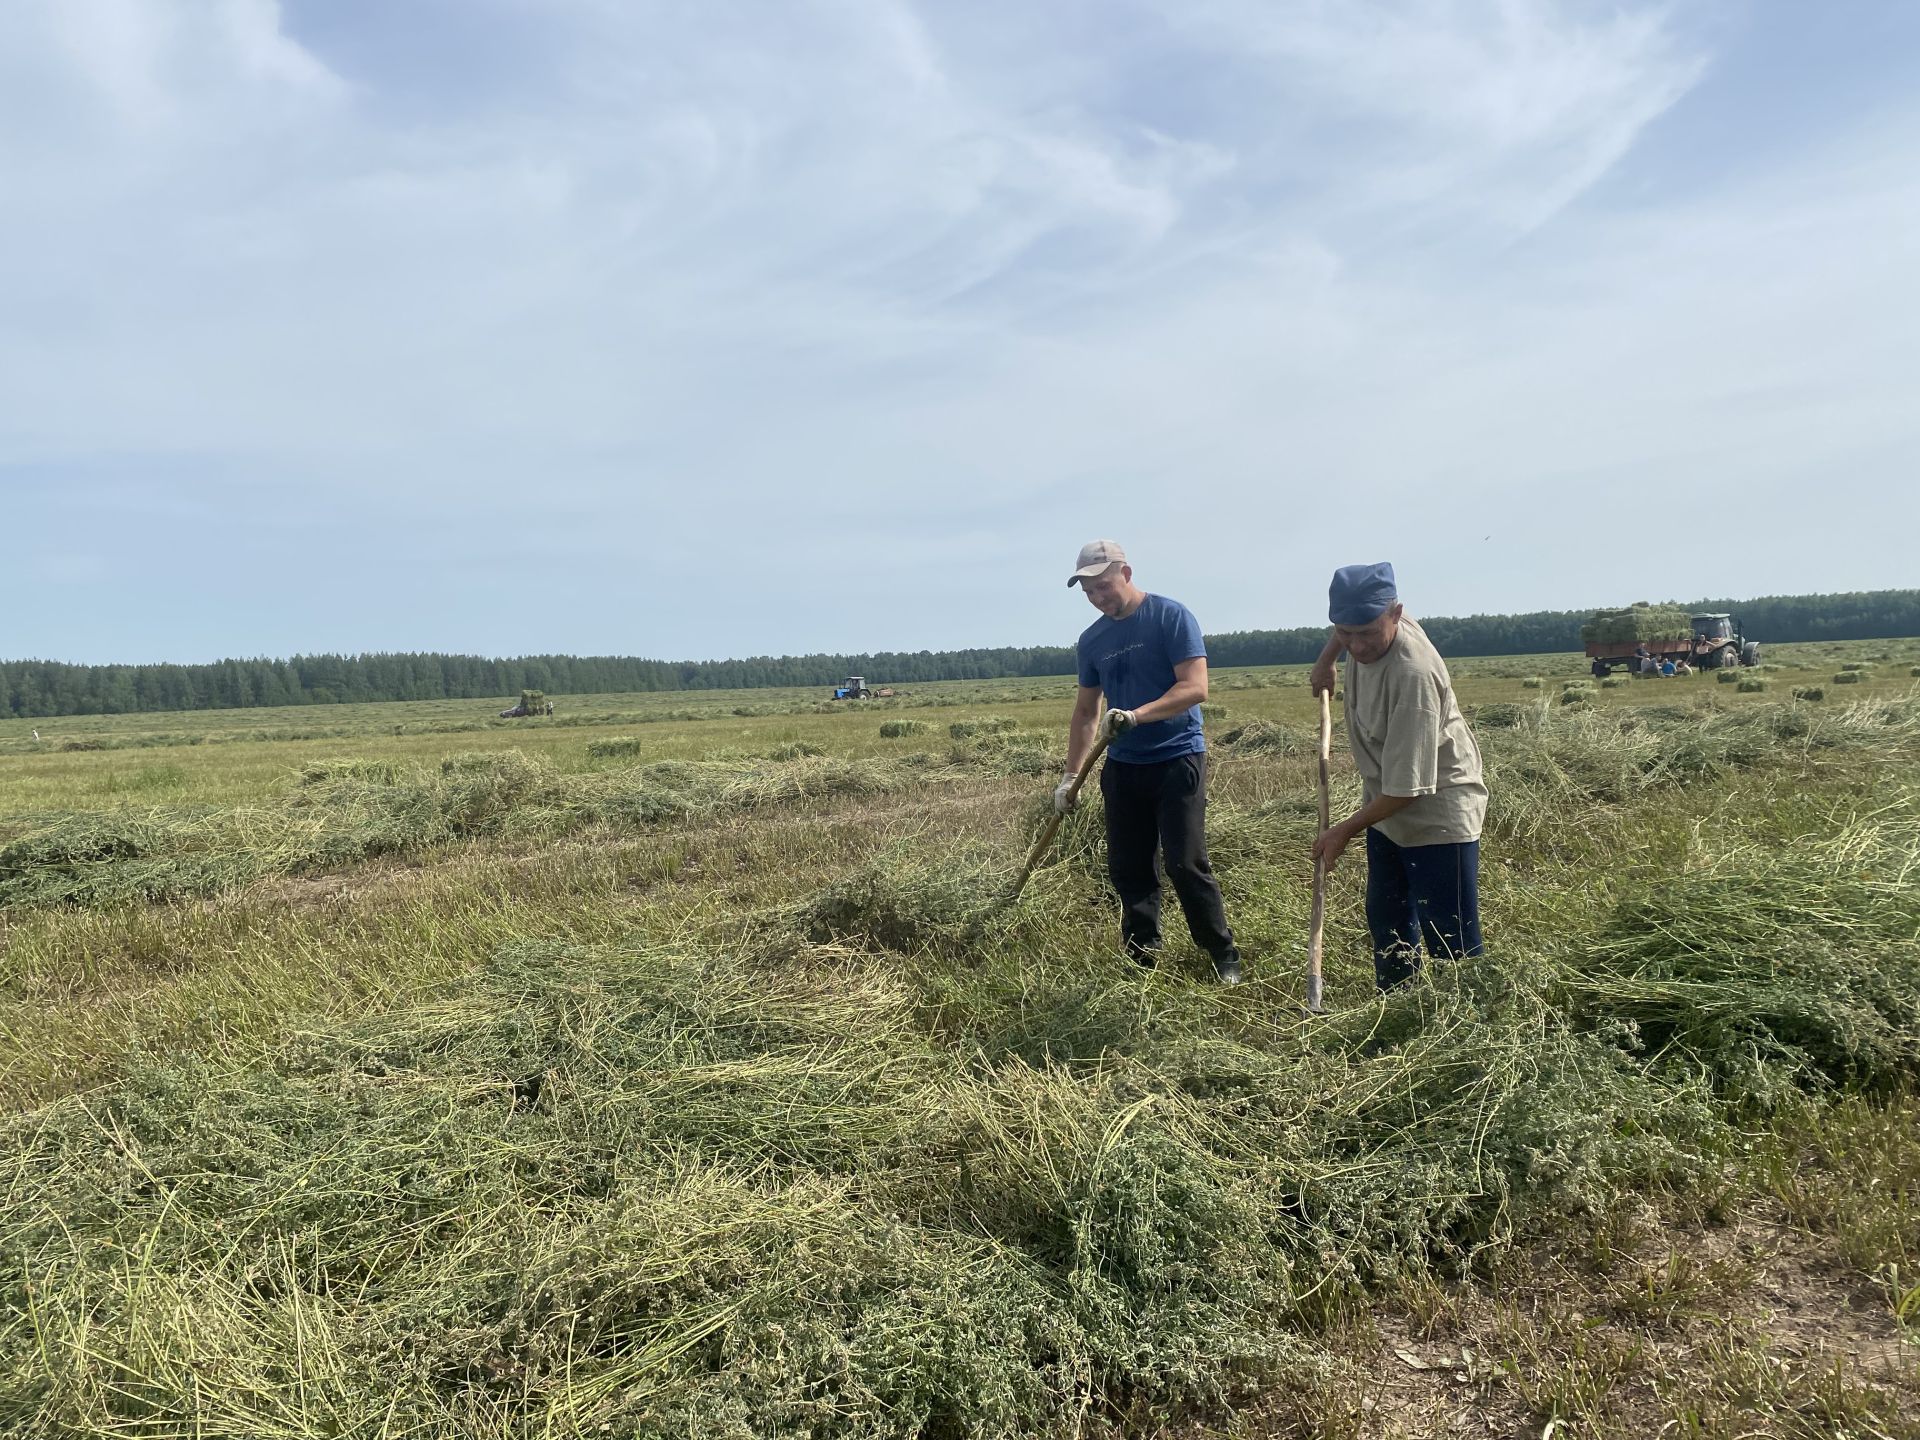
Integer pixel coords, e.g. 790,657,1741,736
1306,690,1332,1013
1009,730,1112,899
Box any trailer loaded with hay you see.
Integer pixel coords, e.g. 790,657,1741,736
1582,605,1759,677
496,688,551,718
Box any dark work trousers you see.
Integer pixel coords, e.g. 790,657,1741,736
1364,827,1484,990
1099,752,1239,965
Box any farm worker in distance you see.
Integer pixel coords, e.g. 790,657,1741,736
1056,540,1244,986
1309,564,1488,990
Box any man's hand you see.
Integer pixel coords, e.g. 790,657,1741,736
1052,773,1080,815
1310,658,1338,698
1100,709,1137,740
1311,822,1356,871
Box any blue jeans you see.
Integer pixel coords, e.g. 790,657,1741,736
1365,829,1483,990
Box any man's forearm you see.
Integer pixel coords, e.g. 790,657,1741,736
1310,634,1345,696
1064,709,1101,773
1337,792,1417,836
1129,679,1207,726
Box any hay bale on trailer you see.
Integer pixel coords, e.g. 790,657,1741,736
1578,604,1691,645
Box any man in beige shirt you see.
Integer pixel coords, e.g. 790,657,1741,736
1309,563,1487,990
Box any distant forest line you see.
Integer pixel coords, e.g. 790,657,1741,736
5,589,1917,719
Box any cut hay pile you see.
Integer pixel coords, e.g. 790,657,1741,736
762,741,825,760
947,729,1058,776
1215,719,1306,755
879,720,930,738
791,845,1006,956
1470,701,1533,728
1579,604,1690,644
948,717,1020,739
5,792,1917,1436
585,735,647,757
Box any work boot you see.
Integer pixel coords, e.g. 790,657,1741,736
1212,954,1243,986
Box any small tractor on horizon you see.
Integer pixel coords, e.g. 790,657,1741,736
831,676,872,700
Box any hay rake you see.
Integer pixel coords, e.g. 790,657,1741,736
1008,729,1112,900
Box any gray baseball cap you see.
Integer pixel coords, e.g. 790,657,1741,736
1067,539,1128,587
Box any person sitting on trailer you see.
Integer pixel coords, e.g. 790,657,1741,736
1309,563,1488,991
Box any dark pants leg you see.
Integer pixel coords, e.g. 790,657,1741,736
1102,759,1164,959
1156,754,1239,963
1364,828,1483,990
1102,754,1238,964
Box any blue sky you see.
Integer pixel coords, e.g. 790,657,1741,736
4,1,1916,666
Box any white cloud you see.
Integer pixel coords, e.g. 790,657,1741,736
2,0,1914,661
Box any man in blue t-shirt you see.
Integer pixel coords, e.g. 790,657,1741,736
1057,540,1243,984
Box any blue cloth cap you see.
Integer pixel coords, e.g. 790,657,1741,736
1329,562,1397,625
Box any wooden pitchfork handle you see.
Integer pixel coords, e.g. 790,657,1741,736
1307,689,1332,1013
1009,729,1112,899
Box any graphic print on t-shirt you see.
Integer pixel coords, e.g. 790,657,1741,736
1076,595,1208,765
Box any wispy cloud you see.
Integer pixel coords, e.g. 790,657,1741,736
2,1,1914,663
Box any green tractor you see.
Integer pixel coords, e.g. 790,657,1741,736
1688,614,1760,670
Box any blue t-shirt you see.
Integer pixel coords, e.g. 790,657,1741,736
1076,593,1207,764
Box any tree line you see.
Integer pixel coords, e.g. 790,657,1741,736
5,589,1916,719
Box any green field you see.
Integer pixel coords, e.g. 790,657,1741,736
2,635,1918,1437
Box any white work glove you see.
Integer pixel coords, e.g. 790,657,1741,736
1100,709,1137,741
1052,773,1079,814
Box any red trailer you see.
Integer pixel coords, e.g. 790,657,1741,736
1585,635,1692,678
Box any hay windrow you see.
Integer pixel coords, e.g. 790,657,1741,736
1216,719,1306,755
10,695,1917,915
948,716,1020,740
0,753,932,911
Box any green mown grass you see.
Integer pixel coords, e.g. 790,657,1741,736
1,663,1918,1437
